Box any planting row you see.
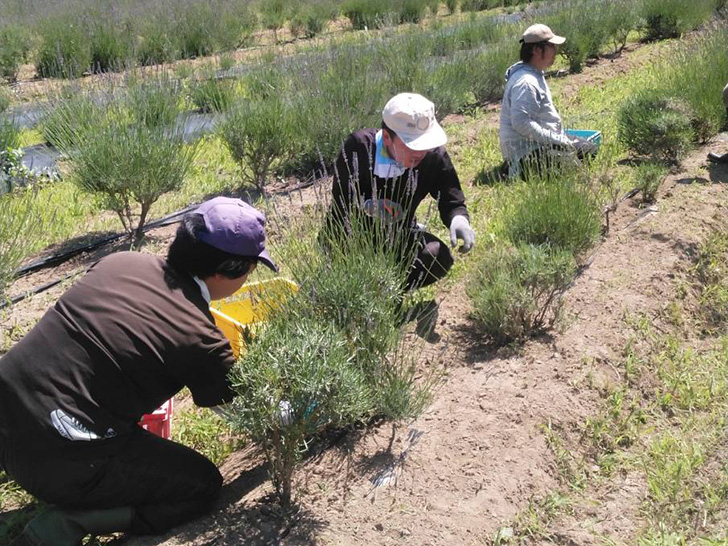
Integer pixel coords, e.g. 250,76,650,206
0,0,539,82
0,0,725,303
467,21,728,343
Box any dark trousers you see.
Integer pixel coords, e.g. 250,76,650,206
0,428,222,536
405,230,454,290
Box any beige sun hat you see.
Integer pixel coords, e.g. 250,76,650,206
382,93,447,151
521,24,566,45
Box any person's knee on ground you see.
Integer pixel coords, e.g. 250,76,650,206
406,236,454,290
128,450,222,536
17,506,133,546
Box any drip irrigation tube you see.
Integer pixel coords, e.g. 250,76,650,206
13,204,197,279
4,204,198,309
0,272,77,310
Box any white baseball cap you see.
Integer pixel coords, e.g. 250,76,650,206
521,24,566,45
382,93,447,151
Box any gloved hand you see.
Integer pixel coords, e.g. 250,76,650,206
449,215,475,253
278,399,294,426
571,136,598,156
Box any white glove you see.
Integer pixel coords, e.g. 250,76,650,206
278,399,294,426
449,215,475,253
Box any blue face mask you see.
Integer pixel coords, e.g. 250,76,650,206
373,130,406,179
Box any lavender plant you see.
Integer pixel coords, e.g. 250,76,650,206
468,243,577,343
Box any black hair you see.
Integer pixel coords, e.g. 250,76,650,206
167,213,257,279
519,40,550,63
381,119,397,140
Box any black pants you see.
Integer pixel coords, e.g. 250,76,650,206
0,428,222,536
405,230,454,290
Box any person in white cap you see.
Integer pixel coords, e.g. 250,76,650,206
1,197,277,546
327,92,475,291
499,23,597,178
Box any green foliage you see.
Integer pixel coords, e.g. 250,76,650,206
219,97,298,193
344,0,397,30
468,243,577,343
74,121,196,244
126,75,183,128
227,315,372,506
397,0,428,23
88,20,133,73
445,0,459,14
633,161,667,204
460,0,490,12
618,93,695,163
501,175,603,256
36,18,92,78
45,95,197,245
226,203,433,507
0,118,19,152
0,25,31,82
640,0,716,41
695,230,728,329
40,92,106,150
0,90,11,115
604,0,637,54
137,23,177,66
189,77,237,113
173,4,218,58
0,186,47,297
259,0,290,41
296,0,338,37
660,27,728,143
172,407,243,466
545,0,611,73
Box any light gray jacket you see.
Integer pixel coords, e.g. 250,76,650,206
499,61,575,175
723,82,728,108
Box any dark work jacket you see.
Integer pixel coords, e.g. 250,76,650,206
0,252,236,456
329,129,469,233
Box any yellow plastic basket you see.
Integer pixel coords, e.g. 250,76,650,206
210,278,298,357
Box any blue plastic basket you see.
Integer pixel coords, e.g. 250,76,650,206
565,129,602,149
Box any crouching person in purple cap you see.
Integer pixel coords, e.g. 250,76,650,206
0,197,277,546
327,92,475,291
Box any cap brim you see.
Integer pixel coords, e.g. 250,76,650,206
398,121,448,151
257,249,279,273
548,35,566,45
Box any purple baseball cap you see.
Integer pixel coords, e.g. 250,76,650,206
194,197,278,272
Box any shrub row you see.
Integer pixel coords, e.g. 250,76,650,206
227,206,434,506
618,25,728,163
468,170,602,343
543,0,722,74
468,22,728,345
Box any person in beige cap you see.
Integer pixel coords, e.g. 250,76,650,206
327,92,474,291
707,82,728,164
499,23,597,178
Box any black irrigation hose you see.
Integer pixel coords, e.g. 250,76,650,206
0,273,76,310
4,204,199,310
13,205,197,279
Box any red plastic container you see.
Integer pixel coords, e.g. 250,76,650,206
139,398,174,439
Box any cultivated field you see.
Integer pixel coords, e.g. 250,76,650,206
1,0,728,544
